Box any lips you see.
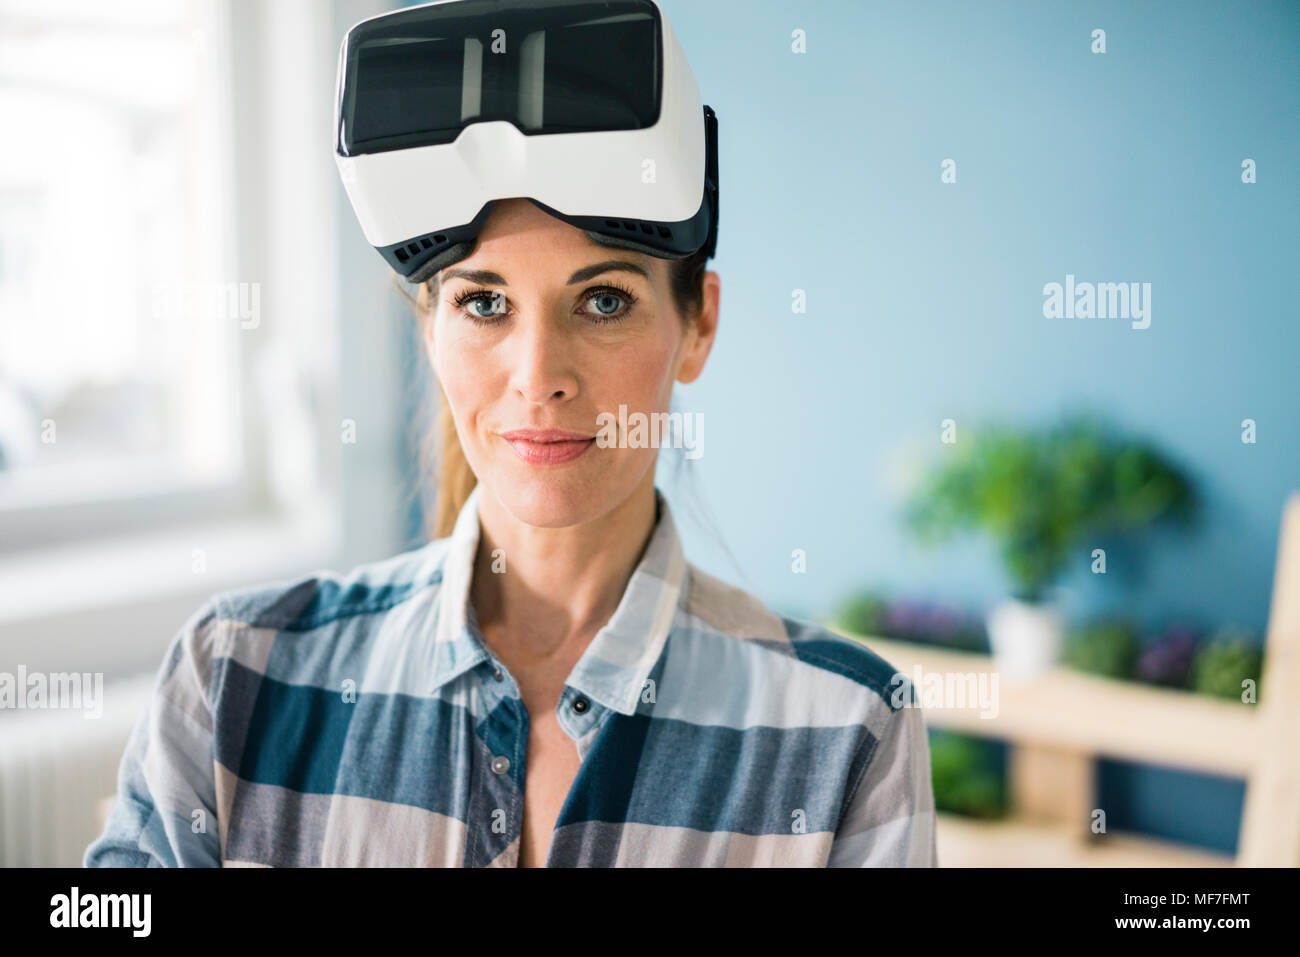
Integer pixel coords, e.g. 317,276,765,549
500,429,594,443
499,429,597,466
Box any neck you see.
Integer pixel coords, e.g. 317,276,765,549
469,474,659,665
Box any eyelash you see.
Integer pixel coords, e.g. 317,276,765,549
450,282,638,327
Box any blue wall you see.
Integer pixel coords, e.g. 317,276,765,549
657,0,1298,641
654,0,1298,856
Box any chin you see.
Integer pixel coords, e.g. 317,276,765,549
493,472,611,528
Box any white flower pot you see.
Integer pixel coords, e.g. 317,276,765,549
986,597,1063,679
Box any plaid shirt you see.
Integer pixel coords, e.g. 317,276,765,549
85,484,937,867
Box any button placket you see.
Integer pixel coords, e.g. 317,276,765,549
481,661,521,786
479,659,515,709
477,682,525,864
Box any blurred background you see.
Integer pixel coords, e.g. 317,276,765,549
0,0,1296,867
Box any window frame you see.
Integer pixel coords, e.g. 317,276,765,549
0,0,414,677
0,0,264,551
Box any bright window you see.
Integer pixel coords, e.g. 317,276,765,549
0,0,243,527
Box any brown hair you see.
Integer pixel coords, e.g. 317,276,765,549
400,243,711,540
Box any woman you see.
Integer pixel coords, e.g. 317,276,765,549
85,0,937,868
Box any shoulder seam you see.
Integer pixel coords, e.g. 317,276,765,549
787,643,894,692
781,619,906,709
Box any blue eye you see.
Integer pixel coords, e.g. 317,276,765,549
591,292,620,314
452,290,506,321
583,282,638,323
449,282,638,326
587,290,628,320
468,297,500,318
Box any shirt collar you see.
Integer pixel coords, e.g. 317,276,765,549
430,482,687,715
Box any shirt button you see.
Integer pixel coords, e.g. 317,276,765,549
572,696,590,714
492,668,504,682
490,755,510,775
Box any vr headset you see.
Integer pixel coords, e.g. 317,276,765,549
333,0,719,284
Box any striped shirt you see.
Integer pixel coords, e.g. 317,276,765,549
85,483,938,867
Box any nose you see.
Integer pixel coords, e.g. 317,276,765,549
506,309,580,405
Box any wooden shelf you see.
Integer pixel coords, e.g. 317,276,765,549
824,628,1260,777
934,813,1234,868
819,492,1300,866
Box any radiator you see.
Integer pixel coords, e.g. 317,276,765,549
0,672,156,867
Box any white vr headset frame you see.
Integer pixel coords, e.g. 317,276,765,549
333,0,719,284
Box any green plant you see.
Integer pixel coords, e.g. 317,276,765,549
904,414,1196,603
833,591,991,651
1063,620,1139,679
1190,629,1263,703
928,731,1005,819
833,592,887,638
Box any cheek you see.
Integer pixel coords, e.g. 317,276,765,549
432,326,495,431
596,337,676,410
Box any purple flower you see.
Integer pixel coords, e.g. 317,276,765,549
1136,625,1200,687
885,601,924,637
924,606,960,637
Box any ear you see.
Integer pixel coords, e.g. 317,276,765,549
676,270,720,385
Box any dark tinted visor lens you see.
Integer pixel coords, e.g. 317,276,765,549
339,0,662,155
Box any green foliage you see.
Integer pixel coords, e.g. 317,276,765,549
832,590,990,651
1190,629,1263,702
1063,620,1139,679
928,731,1005,819
833,592,887,638
905,414,1196,603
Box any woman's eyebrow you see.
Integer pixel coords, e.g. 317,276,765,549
565,260,650,285
440,260,650,287
441,267,507,285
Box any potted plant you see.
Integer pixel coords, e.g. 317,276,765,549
903,414,1196,678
